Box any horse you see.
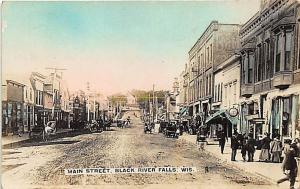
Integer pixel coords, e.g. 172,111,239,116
43,121,57,141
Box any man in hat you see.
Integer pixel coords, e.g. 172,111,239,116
277,141,299,189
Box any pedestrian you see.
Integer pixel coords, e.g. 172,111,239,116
270,135,282,163
294,138,300,157
259,132,271,162
231,132,239,161
241,134,247,161
246,134,256,162
219,130,227,154
277,142,299,189
179,123,184,135
283,139,292,154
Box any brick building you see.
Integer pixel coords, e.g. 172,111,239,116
239,0,300,140
2,80,25,135
187,21,241,124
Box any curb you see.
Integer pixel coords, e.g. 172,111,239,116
2,130,74,149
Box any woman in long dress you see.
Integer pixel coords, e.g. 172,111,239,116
270,135,282,163
259,133,271,162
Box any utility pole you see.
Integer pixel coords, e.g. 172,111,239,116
87,82,90,122
45,67,67,120
148,93,151,122
152,84,155,122
93,92,96,120
155,95,158,121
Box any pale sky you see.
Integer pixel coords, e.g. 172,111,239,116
2,0,260,95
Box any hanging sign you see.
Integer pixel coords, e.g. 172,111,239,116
228,108,239,117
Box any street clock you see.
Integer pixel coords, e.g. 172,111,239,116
228,108,239,117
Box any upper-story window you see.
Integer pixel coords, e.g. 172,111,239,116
207,47,210,66
274,27,293,73
220,83,223,102
217,84,219,102
201,53,204,71
248,53,254,83
198,56,201,73
214,85,217,102
35,91,38,105
284,31,292,71
30,89,32,101
275,33,281,72
256,44,262,82
264,40,271,79
213,83,222,103
35,90,43,106
210,44,213,62
200,79,203,98
242,51,254,85
242,55,247,84
204,48,207,68
25,88,28,99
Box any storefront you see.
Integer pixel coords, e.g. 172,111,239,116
61,111,70,128
34,105,44,126
239,91,300,141
205,108,238,138
270,95,299,140
23,103,34,132
2,101,23,135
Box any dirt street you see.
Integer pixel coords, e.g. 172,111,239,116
2,111,278,189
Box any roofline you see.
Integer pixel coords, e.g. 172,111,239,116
214,54,241,73
240,11,260,33
31,72,46,79
189,21,241,54
6,80,26,87
189,21,218,54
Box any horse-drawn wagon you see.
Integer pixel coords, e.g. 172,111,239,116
164,121,179,138
29,121,57,141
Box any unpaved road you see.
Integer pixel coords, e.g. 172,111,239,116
2,111,280,189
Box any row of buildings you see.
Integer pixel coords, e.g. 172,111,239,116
174,0,300,140
1,72,108,136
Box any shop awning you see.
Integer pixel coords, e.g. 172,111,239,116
179,107,188,115
205,109,227,124
225,113,238,125
205,109,238,125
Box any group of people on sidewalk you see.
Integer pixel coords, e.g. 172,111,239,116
218,130,283,163
218,129,256,162
218,129,300,189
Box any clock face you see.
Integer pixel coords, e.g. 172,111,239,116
228,108,239,117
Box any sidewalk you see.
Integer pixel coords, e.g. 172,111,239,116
180,133,292,187
2,133,30,146
2,128,73,146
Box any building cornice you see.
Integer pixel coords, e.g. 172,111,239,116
189,21,219,57
240,0,297,43
6,80,25,87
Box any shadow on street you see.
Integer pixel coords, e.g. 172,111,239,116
17,140,80,148
2,163,26,173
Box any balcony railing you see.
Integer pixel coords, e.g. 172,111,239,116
241,84,254,98
273,71,293,89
